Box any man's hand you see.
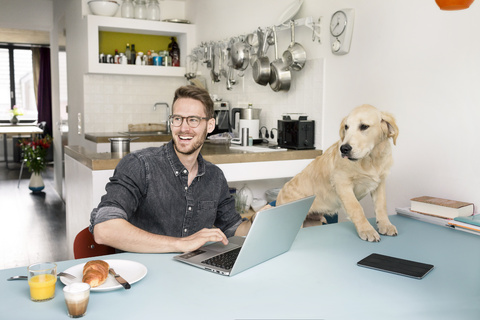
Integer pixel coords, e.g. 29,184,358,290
177,228,228,253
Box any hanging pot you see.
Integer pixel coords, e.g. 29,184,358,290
282,20,306,71
269,26,291,92
252,28,272,86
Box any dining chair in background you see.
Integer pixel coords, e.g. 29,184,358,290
73,227,116,259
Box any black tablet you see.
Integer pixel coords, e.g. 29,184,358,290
357,253,434,279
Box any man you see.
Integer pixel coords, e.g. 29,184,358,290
90,85,251,253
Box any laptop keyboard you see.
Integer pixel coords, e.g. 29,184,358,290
202,247,241,270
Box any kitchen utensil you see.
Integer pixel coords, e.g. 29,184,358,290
228,37,250,71
211,44,221,83
269,26,291,92
109,268,131,289
276,0,304,25
247,29,260,67
7,272,76,281
109,137,138,156
283,20,306,71
252,28,271,86
185,55,198,80
88,0,120,17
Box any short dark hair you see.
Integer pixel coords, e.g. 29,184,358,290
172,85,214,119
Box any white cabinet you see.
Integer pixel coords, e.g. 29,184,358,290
86,15,196,77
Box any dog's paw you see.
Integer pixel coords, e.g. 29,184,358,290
377,222,398,237
357,226,381,242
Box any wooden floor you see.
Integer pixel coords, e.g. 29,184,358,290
0,162,68,270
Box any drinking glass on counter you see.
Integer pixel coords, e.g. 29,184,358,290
63,283,91,318
28,262,57,302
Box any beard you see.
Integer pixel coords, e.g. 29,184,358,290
173,126,208,155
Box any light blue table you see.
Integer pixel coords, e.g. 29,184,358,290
1,215,479,319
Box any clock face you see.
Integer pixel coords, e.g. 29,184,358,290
330,11,347,37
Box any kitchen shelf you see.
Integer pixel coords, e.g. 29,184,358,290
86,15,196,77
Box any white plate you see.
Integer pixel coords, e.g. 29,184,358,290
277,0,304,25
60,259,147,292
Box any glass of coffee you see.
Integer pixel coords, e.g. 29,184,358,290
63,283,91,318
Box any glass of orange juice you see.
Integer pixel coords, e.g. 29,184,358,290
28,262,57,302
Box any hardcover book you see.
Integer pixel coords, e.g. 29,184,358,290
410,196,474,219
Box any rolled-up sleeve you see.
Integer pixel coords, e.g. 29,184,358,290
89,206,129,233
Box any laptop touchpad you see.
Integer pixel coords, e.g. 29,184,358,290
204,241,240,253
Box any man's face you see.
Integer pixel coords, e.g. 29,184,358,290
171,98,215,155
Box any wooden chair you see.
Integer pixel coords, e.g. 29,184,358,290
73,227,116,259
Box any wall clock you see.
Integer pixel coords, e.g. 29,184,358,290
329,8,355,55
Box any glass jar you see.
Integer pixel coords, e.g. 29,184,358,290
134,0,147,19
236,184,253,213
146,0,160,21
161,50,172,66
121,0,134,18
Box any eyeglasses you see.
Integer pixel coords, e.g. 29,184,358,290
169,115,210,128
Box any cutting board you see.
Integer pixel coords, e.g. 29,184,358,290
128,123,167,132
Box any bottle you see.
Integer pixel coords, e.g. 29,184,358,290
134,0,147,19
146,0,160,20
130,44,136,65
121,0,134,18
135,52,143,65
161,50,171,66
168,37,180,67
125,43,131,64
114,49,119,64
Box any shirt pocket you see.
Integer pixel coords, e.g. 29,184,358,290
194,200,217,229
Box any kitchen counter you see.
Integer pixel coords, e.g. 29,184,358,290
65,142,322,171
85,132,172,143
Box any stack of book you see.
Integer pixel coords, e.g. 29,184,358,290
396,196,477,235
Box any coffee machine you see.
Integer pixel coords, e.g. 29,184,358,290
211,101,231,135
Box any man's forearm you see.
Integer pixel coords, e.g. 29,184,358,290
93,219,181,253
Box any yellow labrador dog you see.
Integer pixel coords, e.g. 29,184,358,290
276,104,399,242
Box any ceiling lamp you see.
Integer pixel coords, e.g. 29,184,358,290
436,0,475,10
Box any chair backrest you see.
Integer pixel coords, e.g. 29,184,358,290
73,227,116,259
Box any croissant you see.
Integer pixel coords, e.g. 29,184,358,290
82,260,109,288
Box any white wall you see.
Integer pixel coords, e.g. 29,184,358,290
0,0,53,31
187,0,480,216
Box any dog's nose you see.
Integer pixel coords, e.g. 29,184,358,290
340,144,352,155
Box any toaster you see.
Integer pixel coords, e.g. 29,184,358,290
277,115,315,150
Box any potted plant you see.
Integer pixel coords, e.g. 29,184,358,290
10,106,23,125
19,135,52,192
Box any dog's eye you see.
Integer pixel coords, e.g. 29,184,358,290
360,124,369,131
344,124,349,131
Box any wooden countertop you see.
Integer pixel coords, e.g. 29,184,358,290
85,132,172,143
65,142,322,171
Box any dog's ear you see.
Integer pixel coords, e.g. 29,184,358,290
381,112,399,145
339,116,347,140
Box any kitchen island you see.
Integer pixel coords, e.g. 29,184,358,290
64,142,322,259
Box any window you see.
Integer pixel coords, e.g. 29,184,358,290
0,44,37,123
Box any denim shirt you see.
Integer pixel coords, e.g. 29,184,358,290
90,141,243,238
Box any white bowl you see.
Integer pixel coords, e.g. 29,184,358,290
88,0,119,17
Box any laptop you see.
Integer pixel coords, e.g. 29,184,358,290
173,195,315,276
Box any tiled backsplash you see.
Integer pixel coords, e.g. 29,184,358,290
83,58,324,148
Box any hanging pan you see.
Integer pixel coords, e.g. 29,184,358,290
269,26,291,92
282,20,306,71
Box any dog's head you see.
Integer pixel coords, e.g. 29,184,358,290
339,104,399,161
